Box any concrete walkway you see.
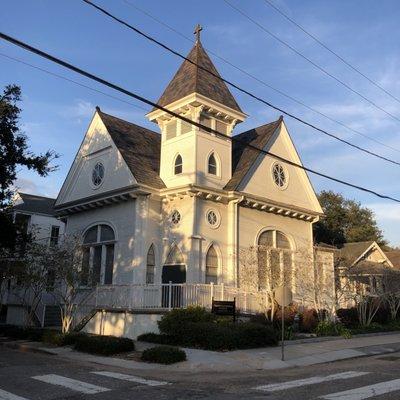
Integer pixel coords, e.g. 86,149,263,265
3,332,400,372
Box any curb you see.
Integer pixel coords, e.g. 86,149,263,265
0,340,57,355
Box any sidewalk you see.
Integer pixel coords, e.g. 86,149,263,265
3,332,400,372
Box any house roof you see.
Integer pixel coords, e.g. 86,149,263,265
224,117,283,191
348,260,389,275
13,193,56,216
98,110,166,189
385,251,400,268
338,241,375,261
154,40,242,113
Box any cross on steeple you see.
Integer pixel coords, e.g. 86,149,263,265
194,24,203,43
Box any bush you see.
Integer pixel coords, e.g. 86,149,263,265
315,321,351,339
42,330,86,347
158,306,215,336
337,308,359,328
301,309,319,333
249,313,273,327
141,346,186,364
137,332,177,345
74,335,135,355
0,325,46,341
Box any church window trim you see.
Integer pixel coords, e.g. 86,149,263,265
174,154,183,175
170,209,181,226
256,229,294,292
206,150,221,179
146,244,156,284
205,208,221,229
81,223,116,287
91,161,105,189
271,162,289,190
205,244,220,284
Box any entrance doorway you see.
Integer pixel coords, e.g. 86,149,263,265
162,264,186,308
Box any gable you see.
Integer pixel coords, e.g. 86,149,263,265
55,112,137,207
235,121,322,213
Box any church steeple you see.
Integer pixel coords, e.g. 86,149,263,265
149,26,244,115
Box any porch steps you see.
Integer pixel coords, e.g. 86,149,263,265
73,309,97,332
43,305,62,327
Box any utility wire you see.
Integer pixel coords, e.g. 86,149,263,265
122,0,400,155
223,0,400,124
263,0,400,106
81,0,400,167
1,31,399,203
0,52,149,112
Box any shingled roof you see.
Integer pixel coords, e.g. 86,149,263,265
224,117,283,191
338,241,375,262
13,193,56,215
98,110,166,189
154,40,242,113
385,251,400,269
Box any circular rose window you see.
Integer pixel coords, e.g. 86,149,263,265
171,210,181,225
206,209,220,229
272,162,288,189
92,162,105,187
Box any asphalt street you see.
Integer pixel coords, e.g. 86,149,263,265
2,347,400,399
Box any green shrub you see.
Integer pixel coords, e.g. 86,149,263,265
337,308,359,328
74,335,135,355
301,309,319,333
141,346,186,364
158,306,215,336
0,325,45,341
315,321,351,339
249,313,273,327
137,332,177,345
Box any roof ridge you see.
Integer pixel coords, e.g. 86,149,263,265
19,192,56,201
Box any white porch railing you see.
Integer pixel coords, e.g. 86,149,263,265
81,283,268,315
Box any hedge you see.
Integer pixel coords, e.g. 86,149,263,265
73,335,135,355
141,346,186,364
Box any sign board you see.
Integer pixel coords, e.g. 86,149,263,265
212,298,236,321
274,286,292,307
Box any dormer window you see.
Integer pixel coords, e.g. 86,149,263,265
208,153,217,175
174,154,183,175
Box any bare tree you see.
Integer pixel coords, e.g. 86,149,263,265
381,268,400,321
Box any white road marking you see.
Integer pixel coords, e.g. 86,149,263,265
0,389,29,400
32,374,110,394
91,371,169,387
320,378,400,400
255,371,370,392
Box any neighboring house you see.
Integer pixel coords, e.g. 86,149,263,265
28,31,332,337
3,192,65,326
335,241,395,307
11,192,65,246
384,250,400,269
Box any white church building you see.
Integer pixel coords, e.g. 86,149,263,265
53,32,334,336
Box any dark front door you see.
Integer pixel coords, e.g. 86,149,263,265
162,264,186,308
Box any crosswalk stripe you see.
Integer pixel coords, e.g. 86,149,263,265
255,371,370,392
320,378,400,400
0,389,29,400
91,371,169,387
32,374,110,394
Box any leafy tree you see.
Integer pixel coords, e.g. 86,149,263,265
0,84,57,249
314,190,386,246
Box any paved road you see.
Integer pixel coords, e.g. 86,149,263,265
2,348,400,399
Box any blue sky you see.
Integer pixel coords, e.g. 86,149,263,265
1,0,399,246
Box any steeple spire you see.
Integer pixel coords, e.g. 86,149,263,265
194,24,203,43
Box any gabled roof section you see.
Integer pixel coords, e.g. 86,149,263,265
224,117,283,191
385,251,400,269
98,111,166,189
338,241,375,261
154,40,242,113
13,193,56,216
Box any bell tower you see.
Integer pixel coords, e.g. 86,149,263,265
147,26,246,189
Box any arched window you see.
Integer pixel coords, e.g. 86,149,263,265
208,153,217,175
146,245,155,284
164,244,184,265
174,154,183,175
82,224,115,286
257,230,292,290
205,245,218,284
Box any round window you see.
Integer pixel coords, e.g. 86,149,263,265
272,162,287,189
206,209,220,229
92,162,105,187
171,210,181,225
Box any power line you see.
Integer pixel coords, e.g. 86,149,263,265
80,0,400,168
122,0,400,155
223,0,400,124
0,52,149,112
263,0,400,106
1,31,399,203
